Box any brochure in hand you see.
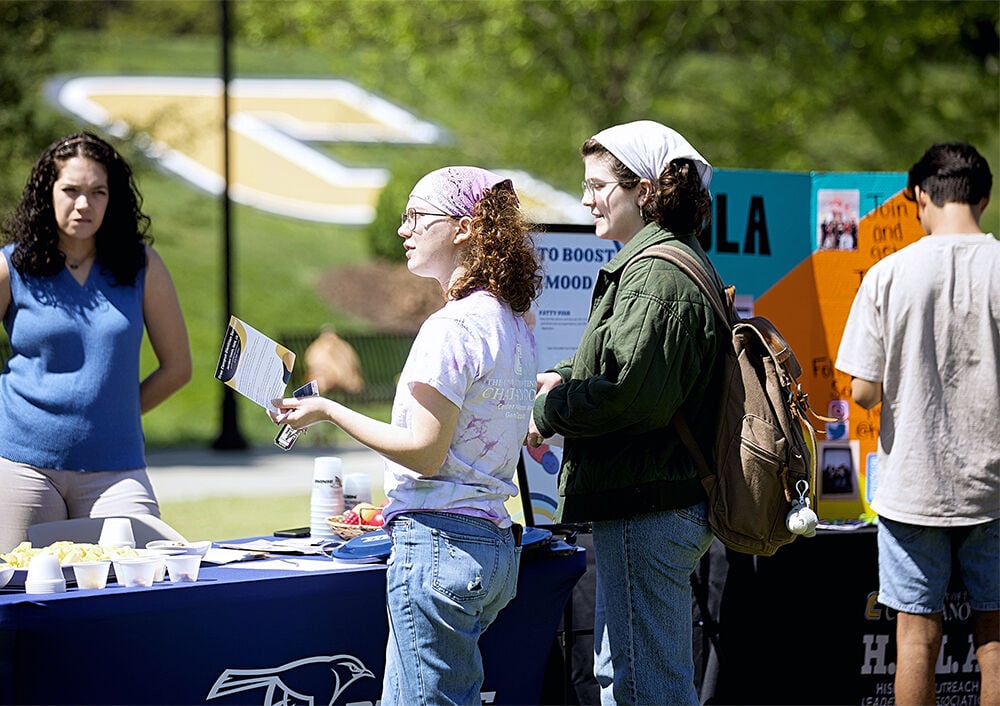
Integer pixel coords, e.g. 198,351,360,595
214,316,295,412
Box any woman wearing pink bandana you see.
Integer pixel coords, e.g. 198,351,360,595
529,121,723,705
272,166,541,706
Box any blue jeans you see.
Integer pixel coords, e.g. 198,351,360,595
381,512,521,706
592,502,713,706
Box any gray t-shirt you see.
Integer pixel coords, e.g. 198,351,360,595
836,234,1000,526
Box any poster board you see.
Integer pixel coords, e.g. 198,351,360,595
508,224,608,525
509,170,915,525
749,171,916,519
674,168,915,520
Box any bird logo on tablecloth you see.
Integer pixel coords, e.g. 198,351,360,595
206,654,375,706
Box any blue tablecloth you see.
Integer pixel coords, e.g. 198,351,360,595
0,537,585,705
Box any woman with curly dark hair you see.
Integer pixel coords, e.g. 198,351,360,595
272,166,541,706
0,132,191,551
529,120,723,705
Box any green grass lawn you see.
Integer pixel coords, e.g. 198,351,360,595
160,494,311,542
135,173,377,447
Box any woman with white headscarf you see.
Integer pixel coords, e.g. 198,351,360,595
272,166,542,706
529,121,723,705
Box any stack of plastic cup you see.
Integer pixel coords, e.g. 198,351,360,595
343,473,373,508
311,457,345,542
25,554,67,594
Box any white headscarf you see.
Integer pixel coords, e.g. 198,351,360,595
409,166,516,217
591,120,713,191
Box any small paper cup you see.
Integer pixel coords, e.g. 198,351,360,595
72,561,111,590
165,554,202,583
144,548,185,582
113,557,160,587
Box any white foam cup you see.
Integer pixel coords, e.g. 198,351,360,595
26,554,63,581
99,518,136,549
72,561,111,590
165,554,202,583
113,557,159,587
25,554,67,594
313,456,342,479
312,457,344,539
143,549,183,582
309,500,340,511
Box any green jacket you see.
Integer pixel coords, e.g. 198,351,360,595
533,223,724,523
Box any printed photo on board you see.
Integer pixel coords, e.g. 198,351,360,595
816,189,860,251
819,441,860,500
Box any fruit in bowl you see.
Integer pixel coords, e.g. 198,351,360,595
354,503,384,526
334,503,383,526
329,502,385,535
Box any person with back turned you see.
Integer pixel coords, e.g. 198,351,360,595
836,142,999,706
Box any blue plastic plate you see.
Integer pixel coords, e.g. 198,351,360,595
330,530,392,563
521,526,552,548
330,526,550,563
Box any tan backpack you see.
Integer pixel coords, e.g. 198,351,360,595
629,244,826,556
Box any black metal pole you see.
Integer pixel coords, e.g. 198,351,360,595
213,0,247,450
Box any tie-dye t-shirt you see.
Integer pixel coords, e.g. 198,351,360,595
382,290,537,528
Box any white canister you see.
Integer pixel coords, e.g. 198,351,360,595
343,473,373,508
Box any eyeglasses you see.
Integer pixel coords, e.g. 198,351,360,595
581,179,623,199
400,208,457,231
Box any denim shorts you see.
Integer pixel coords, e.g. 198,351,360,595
877,516,999,614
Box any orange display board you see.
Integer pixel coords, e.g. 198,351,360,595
756,191,924,519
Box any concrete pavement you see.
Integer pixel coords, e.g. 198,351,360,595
145,442,385,503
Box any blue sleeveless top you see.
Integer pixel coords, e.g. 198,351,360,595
0,243,146,470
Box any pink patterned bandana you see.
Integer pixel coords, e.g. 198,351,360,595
409,166,515,217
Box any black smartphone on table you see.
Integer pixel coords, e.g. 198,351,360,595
273,527,311,538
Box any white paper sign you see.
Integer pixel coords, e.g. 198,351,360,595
515,226,612,523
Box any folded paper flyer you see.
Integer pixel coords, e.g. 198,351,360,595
215,316,295,412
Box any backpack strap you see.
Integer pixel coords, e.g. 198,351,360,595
633,245,804,379
624,244,730,482
632,244,734,328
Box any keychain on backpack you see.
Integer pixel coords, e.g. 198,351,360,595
785,479,818,537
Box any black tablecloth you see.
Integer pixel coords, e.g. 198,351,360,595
548,527,981,705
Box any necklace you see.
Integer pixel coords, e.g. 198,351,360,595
65,250,96,270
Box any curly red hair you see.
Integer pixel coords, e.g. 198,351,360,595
448,183,542,314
